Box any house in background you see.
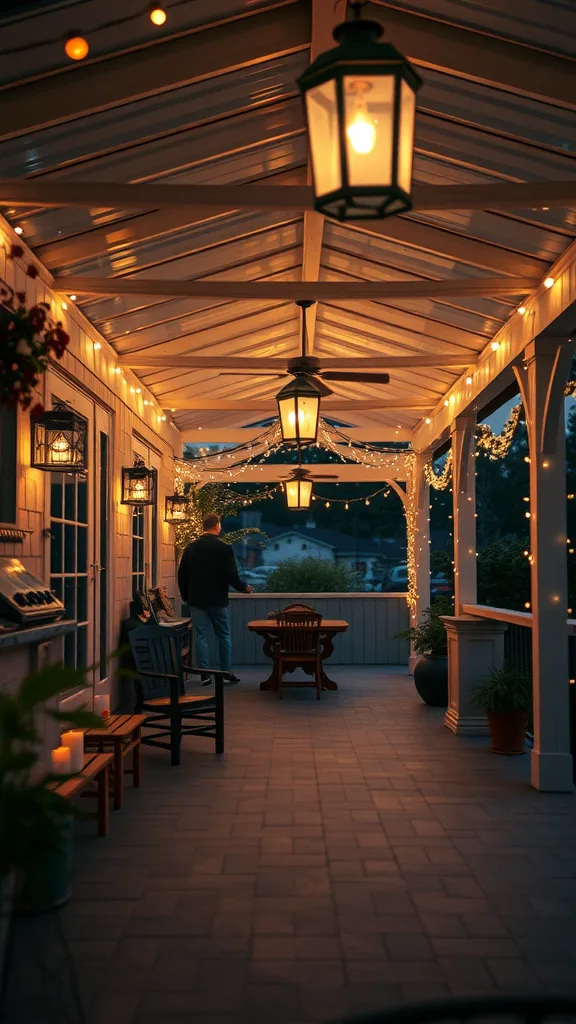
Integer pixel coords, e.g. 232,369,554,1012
260,522,383,580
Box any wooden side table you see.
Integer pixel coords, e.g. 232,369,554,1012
83,714,145,810
52,752,113,837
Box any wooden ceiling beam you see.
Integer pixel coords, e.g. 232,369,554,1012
165,399,432,410
181,426,413,442
0,2,309,141
52,276,538,300
4,179,576,212
120,355,473,370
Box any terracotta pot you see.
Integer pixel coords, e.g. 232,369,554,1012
487,710,529,755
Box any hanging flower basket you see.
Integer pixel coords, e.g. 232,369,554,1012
0,252,70,411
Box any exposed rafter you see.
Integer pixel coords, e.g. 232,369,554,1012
3,179,576,212
52,276,538,300
0,3,309,141
369,1,576,109
120,355,473,370
188,462,411,482
181,426,413,442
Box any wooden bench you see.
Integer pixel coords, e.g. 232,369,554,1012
83,714,145,810
52,752,113,837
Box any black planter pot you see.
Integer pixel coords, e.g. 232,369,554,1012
17,817,73,916
414,654,448,707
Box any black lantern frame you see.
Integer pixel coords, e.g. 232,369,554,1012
121,455,157,506
276,373,322,446
284,468,314,510
164,493,190,523
298,2,422,222
31,401,88,472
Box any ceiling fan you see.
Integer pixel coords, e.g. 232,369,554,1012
218,299,392,394
281,464,339,484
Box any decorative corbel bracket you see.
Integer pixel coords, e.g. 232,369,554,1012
513,336,573,455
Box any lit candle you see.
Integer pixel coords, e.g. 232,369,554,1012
51,746,71,775
93,694,110,719
61,730,84,772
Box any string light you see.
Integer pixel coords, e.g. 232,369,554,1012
518,305,527,315
69,295,77,301
544,277,555,289
14,226,23,235
93,341,101,351
149,5,167,24
491,341,500,351
65,35,89,61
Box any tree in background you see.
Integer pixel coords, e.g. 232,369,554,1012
173,482,266,551
265,557,361,593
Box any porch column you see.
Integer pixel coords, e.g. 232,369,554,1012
408,454,430,671
514,337,573,792
451,415,477,614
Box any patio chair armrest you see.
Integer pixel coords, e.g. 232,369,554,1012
182,664,227,680
137,669,180,681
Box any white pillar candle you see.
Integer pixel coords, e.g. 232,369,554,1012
93,694,110,719
61,730,84,772
51,746,71,775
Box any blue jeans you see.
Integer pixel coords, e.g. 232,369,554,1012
189,605,232,672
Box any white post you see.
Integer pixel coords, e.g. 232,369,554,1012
451,416,477,614
515,337,573,792
407,454,430,671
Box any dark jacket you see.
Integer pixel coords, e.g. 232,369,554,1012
178,534,249,608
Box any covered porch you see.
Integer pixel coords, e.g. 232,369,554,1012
6,666,576,1023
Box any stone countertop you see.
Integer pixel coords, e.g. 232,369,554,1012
0,619,76,650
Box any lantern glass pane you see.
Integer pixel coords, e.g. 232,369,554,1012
278,393,319,444
344,75,394,187
299,480,313,507
398,79,416,194
305,78,341,197
285,478,312,510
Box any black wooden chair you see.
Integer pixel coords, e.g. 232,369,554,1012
128,624,226,765
275,609,323,700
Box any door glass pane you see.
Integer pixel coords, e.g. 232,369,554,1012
50,464,89,671
98,431,108,679
64,523,76,573
64,476,76,521
51,480,62,519
50,521,63,574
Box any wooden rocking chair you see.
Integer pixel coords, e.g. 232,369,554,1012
129,624,226,765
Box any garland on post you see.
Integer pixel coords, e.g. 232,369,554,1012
0,246,70,411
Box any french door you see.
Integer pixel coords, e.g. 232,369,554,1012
46,375,111,699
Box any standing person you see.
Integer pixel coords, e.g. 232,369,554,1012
177,513,252,683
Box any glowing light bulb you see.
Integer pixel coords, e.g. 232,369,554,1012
491,341,500,351
69,294,77,301
518,305,526,315
93,341,101,351
466,376,472,385
346,108,376,155
14,226,23,235
544,276,555,289
61,302,68,310
425,417,431,425
149,6,167,25
65,36,89,61
114,367,121,374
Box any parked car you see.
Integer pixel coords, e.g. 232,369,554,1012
430,573,452,599
383,564,453,598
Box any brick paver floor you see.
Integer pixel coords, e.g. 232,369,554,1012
11,666,576,1023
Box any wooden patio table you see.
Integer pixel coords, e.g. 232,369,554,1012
247,618,349,691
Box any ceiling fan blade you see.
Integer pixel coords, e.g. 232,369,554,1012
312,473,339,479
321,371,391,384
217,372,286,378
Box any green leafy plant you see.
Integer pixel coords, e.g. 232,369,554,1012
265,557,362,593
472,665,531,713
395,598,452,656
0,663,101,882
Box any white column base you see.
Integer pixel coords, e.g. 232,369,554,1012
530,750,574,792
444,707,489,736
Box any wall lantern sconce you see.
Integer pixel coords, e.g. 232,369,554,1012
164,494,190,523
121,455,157,505
276,373,322,446
284,468,314,510
31,401,88,472
298,0,422,221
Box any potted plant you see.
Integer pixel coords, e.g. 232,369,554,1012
472,665,531,755
396,598,451,706
0,661,101,986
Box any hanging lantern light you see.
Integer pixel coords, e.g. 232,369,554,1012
284,468,313,510
31,402,88,472
121,456,157,505
298,0,422,221
164,494,190,523
276,374,322,445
